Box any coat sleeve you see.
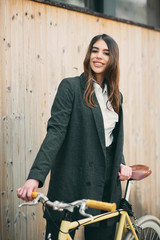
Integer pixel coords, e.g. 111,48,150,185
120,92,126,165
121,154,125,165
27,78,74,187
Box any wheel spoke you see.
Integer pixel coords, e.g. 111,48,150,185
124,215,160,240
142,227,160,240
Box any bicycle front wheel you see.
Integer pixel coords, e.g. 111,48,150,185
124,215,160,240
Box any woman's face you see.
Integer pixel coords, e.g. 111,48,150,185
89,39,110,80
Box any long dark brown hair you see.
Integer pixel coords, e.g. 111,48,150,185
83,34,120,114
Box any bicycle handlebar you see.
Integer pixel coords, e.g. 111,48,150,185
86,200,116,212
18,192,116,218
32,192,38,199
31,192,116,212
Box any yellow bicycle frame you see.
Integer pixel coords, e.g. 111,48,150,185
58,210,138,240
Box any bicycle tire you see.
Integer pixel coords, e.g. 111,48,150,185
124,215,160,240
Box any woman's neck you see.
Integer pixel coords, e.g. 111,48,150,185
95,75,104,89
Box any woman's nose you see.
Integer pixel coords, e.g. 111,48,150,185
96,51,102,58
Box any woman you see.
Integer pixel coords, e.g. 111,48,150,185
17,34,132,240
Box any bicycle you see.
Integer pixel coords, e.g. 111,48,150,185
19,164,160,240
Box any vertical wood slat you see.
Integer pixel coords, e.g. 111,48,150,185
1,1,15,239
0,0,160,239
0,0,7,238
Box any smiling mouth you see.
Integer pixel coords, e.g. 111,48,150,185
93,61,104,67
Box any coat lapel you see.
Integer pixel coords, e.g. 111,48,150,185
92,94,106,158
80,73,106,157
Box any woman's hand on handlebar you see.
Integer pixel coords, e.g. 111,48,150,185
17,179,39,201
118,164,132,181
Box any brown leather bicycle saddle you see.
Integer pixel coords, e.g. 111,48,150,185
130,165,152,180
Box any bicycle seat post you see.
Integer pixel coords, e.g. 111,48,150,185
124,180,135,201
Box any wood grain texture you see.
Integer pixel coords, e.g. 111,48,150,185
0,0,160,239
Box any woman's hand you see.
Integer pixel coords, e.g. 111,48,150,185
17,179,39,201
118,164,132,181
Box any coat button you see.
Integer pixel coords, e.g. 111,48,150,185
89,162,93,167
86,181,91,186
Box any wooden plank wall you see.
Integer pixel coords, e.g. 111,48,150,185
0,0,160,239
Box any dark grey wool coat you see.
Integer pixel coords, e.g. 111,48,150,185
28,73,125,222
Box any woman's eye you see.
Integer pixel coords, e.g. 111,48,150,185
91,50,98,53
104,52,110,55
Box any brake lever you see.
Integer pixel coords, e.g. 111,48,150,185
18,193,48,208
79,201,93,221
